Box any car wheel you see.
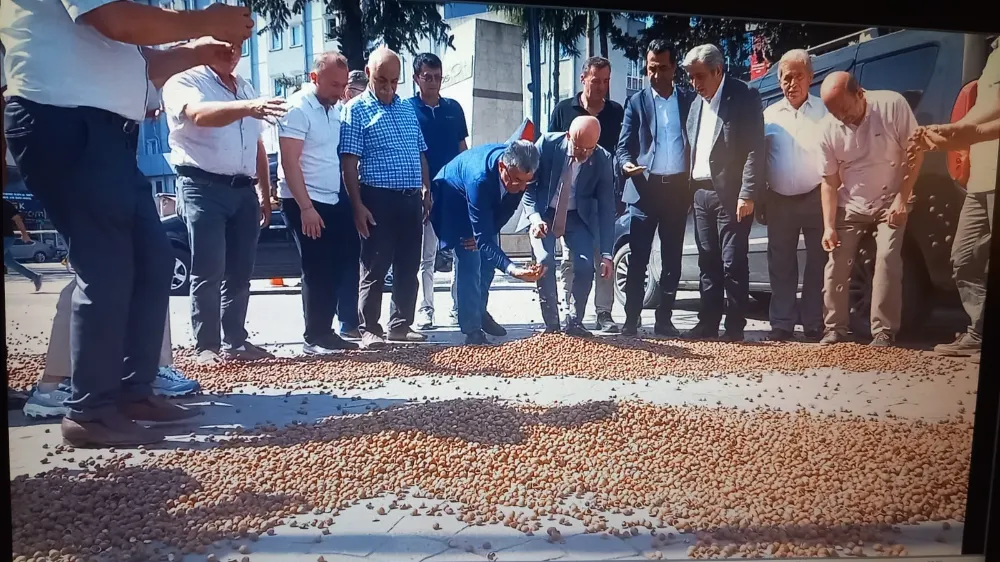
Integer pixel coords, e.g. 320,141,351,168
612,243,661,310
33,252,48,263
170,245,191,297
849,238,931,339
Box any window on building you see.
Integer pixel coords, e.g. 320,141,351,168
270,29,283,51
559,45,571,61
291,24,303,47
273,79,284,97
241,39,250,57
326,17,337,37
625,59,643,96
146,138,160,154
155,180,164,193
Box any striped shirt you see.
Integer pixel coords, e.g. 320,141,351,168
339,89,427,189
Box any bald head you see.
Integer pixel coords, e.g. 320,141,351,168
568,116,601,162
367,47,401,104
821,71,866,126
309,51,349,106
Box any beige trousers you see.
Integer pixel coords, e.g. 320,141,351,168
43,281,173,381
823,206,906,336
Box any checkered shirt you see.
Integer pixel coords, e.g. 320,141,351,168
339,89,428,190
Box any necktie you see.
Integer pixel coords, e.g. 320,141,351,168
551,159,574,237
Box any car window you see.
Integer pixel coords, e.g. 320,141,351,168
857,45,939,105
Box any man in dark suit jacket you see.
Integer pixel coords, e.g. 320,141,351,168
430,140,543,345
616,39,696,337
524,117,615,336
682,43,765,341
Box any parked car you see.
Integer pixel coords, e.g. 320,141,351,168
5,238,57,263
612,29,991,337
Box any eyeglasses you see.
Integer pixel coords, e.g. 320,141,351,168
419,74,443,83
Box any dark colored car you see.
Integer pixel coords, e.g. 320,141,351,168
612,29,991,337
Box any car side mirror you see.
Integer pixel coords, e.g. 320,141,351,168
901,90,924,110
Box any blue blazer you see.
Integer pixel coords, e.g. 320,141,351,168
685,77,766,214
522,132,615,257
430,144,522,273
616,86,695,206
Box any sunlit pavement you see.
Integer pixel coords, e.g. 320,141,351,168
5,265,979,561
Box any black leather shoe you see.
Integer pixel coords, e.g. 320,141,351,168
653,322,680,338
482,313,507,337
565,323,594,338
543,324,562,335
767,328,794,342
684,323,719,340
721,330,745,342
621,322,639,336
465,331,489,345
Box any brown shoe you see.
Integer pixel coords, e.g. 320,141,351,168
62,413,165,448
387,328,428,342
121,395,201,423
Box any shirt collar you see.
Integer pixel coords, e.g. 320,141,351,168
364,88,401,107
413,94,441,109
777,94,817,113
298,82,324,110
651,86,675,101
200,65,248,94
709,76,726,106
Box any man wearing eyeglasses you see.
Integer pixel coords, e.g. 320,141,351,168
405,53,469,332
524,116,616,336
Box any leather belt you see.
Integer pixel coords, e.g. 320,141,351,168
176,165,256,188
648,172,688,184
360,183,420,196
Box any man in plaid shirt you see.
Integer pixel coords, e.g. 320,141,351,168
340,46,433,349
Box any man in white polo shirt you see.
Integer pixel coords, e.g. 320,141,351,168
278,52,358,355
818,71,923,348
2,0,252,447
761,49,828,342
162,45,286,367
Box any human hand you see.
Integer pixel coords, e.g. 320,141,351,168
821,228,840,252
20,232,31,243
259,199,271,228
353,203,377,239
200,3,254,45
247,97,288,123
189,36,238,69
511,264,545,282
599,257,613,279
461,237,477,251
886,193,909,229
622,162,646,177
300,206,324,239
530,222,549,239
736,198,755,222
421,188,433,224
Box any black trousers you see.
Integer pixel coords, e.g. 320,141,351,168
692,183,752,331
624,173,691,326
282,197,351,343
357,185,423,336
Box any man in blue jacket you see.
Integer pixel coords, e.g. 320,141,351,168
430,139,544,344
524,116,616,336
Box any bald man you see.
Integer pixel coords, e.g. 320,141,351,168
340,47,433,349
817,71,923,348
524,116,616,336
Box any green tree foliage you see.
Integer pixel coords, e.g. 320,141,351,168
248,0,454,71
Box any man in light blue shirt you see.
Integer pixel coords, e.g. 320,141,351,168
2,0,252,447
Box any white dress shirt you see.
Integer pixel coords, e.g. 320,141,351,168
649,89,686,176
820,90,919,215
692,76,726,181
162,66,261,177
0,0,154,122
277,83,342,206
764,94,828,196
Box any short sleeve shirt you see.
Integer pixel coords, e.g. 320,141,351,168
339,89,427,190
162,66,261,177
408,95,468,180
277,83,342,206
819,90,919,215
968,47,1000,194
0,0,152,121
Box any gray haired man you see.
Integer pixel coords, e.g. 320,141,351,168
761,49,828,341
429,140,544,345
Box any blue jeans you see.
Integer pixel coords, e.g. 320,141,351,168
530,210,596,327
335,187,360,333
4,97,172,420
454,237,496,335
177,174,260,352
3,237,41,283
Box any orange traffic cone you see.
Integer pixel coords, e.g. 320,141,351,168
269,277,285,287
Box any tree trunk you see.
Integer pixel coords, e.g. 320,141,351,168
598,11,611,59
586,12,595,58
339,0,367,71
551,37,561,104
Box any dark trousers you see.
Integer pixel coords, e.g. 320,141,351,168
357,185,423,336
4,98,171,420
624,173,691,326
282,197,351,343
765,188,824,333
692,184,752,331
333,192,361,333
530,210,596,327
178,174,260,352
454,237,497,335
